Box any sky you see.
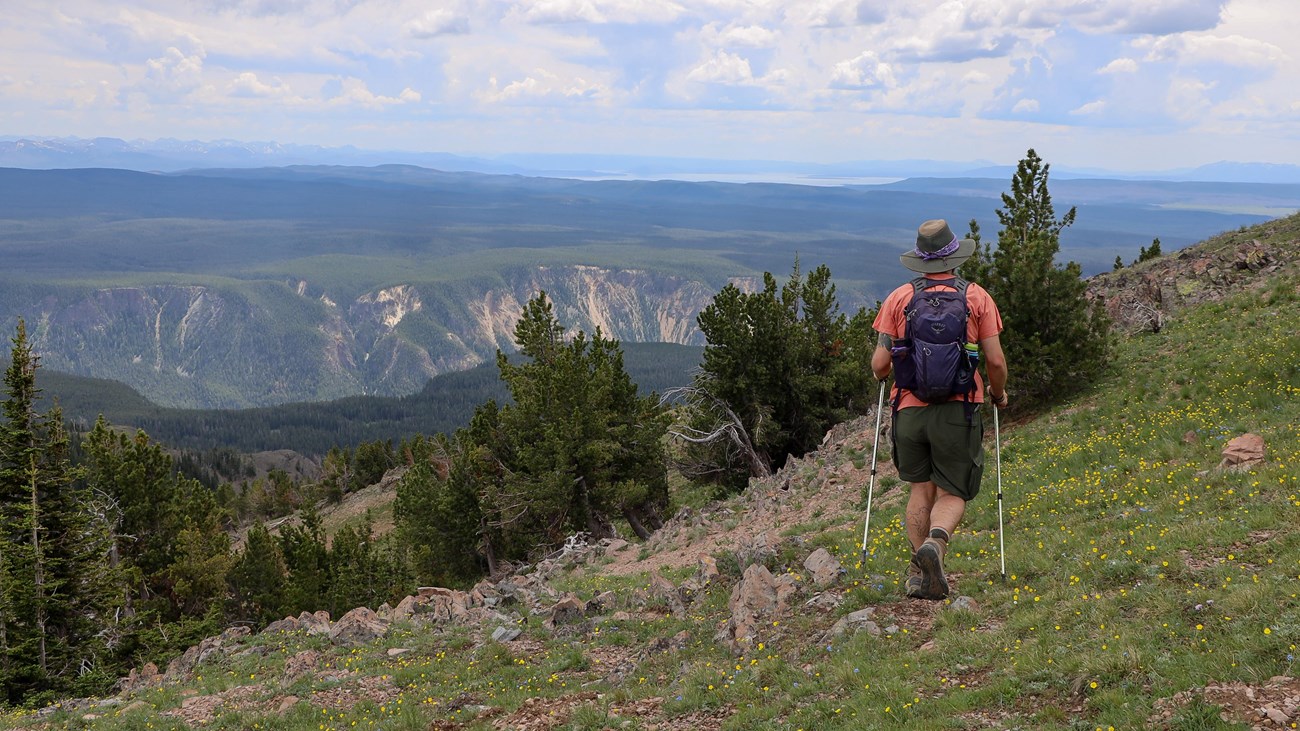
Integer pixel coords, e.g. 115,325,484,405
3,0,1300,171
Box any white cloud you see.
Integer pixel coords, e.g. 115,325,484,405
7,0,1300,171
699,23,780,48
511,0,602,23
406,9,471,38
327,78,421,108
139,45,206,100
66,78,117,110
479,68,610,103
509,0,686,24
828,51,896,89
1165,76,1215,119
726,25,780,47
786,0,884,29
1098,57,1139,74
893,31,1017,63
686,50,757,85
1070,99,1107,115
1139,33,1285,68
228,72,293,98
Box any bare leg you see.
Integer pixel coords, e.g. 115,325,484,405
905,481,937,550
908,481,967,547
930,490,966,538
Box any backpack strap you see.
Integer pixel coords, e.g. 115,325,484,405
912,274,969,293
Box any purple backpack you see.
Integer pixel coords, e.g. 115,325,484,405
890,276,977,404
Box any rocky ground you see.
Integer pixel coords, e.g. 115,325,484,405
1086,217,1300,334
56,411,1291,730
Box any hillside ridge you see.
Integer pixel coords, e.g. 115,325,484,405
8,214,1300,731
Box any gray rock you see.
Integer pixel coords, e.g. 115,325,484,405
803,547,844,588
491,626,523,642
948,596,980,612
818,607,880,643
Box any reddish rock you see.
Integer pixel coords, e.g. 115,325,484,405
1221,433,1265,469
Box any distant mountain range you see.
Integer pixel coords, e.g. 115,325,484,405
5,135,1300,184
2,163,1296,411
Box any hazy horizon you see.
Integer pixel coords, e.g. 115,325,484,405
9,133,1300,186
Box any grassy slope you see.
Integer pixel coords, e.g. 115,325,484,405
6,237,1299,730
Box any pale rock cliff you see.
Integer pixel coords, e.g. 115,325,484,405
16,265,738,408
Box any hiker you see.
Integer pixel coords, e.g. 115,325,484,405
870,219,1009,600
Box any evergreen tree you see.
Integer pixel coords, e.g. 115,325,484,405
351,440,395,492
319,447,352,504
0,323,37,697
683,261,874,490
394,292,672,570
227,524,286,625
0,322,111,704
82,420,184,616
960,149,1111,410
394,436,485,587
325,522,370,616
166,478,231,618
277,505,329,615
1137,237,1163,263
489,293,671,550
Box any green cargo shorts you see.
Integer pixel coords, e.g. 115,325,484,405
892,401,985,501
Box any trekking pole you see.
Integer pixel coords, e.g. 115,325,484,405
860,379,888,564
994,402,1006,581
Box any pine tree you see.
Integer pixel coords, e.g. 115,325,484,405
0,321,43,695
684,261,874,490
1137,237,1162,263
320,447,352,504
394,436,485,587
325,522,367,616
436,292,673,562
0,322,112,703
166,478,231,618
82,420,182,614
960,149,1111,410
277,505,329,615
227,524,286,625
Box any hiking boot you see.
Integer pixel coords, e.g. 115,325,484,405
912,538,949,600
904,562,924,598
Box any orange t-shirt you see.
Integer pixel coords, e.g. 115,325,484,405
872,273,1003,410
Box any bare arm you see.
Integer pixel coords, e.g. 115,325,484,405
871,332,892,381
980,334,1009,406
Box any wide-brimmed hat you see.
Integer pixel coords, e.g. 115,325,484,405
900,219,977,273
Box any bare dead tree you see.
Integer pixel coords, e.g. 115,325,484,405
661,385,772,481
1122,298,1165,334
